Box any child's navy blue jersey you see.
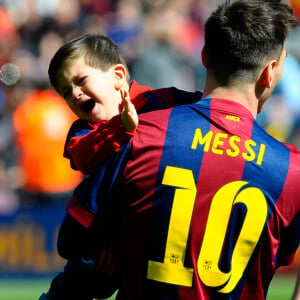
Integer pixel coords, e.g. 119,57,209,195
70,98,300,299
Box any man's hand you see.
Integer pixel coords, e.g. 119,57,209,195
120,89,138,132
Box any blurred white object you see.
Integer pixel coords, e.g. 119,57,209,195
0,63,20,85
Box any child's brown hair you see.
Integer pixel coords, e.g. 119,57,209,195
48,34,130,93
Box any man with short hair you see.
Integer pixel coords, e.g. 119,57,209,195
44,0,300,299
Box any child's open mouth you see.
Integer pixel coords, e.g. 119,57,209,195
80,99,95,114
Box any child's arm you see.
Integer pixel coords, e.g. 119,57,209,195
65,90,137,174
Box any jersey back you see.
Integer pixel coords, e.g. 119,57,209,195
117,97,300,300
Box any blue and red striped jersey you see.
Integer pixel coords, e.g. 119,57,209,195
72,97,300,299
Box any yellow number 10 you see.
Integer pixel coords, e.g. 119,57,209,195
147,166,268,293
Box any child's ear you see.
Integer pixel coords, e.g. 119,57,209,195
113,64,127,90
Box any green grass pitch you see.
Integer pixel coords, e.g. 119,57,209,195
0,274,296,300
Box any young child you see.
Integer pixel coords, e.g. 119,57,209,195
49,34,201,175
41,34,203,300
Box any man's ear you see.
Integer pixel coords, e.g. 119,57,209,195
261,60,277,88
113,64,127,90
201,47,207,69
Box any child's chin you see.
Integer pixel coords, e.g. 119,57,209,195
88,111,106,123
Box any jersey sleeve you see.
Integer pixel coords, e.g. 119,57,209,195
275,145,300,266
66,141,131,228
147,87,202,108
276,211,300,266
64,116,134,174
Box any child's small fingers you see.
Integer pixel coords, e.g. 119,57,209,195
120,89,125,99
121,89,129,102
120,89,126,102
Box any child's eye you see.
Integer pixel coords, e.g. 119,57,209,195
77,76,87,85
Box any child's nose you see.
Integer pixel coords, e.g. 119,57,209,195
72,86,83,99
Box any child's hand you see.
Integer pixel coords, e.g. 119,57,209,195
121,89,138,132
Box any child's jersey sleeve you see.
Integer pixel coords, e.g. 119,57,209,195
64,116,134,174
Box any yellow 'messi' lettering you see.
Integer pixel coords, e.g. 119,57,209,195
212,132,228,155
191,128,266,165
227,135,241,158
191,128,213,152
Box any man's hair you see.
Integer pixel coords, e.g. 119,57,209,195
48,34,130,92
204,0,299,86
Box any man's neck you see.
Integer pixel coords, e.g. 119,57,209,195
202,79,259,118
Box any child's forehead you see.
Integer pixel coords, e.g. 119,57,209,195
55,61,80,92
61,56,86,78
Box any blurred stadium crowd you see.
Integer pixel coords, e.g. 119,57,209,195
0,0,300,211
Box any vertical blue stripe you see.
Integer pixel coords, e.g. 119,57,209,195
242,120,290,213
